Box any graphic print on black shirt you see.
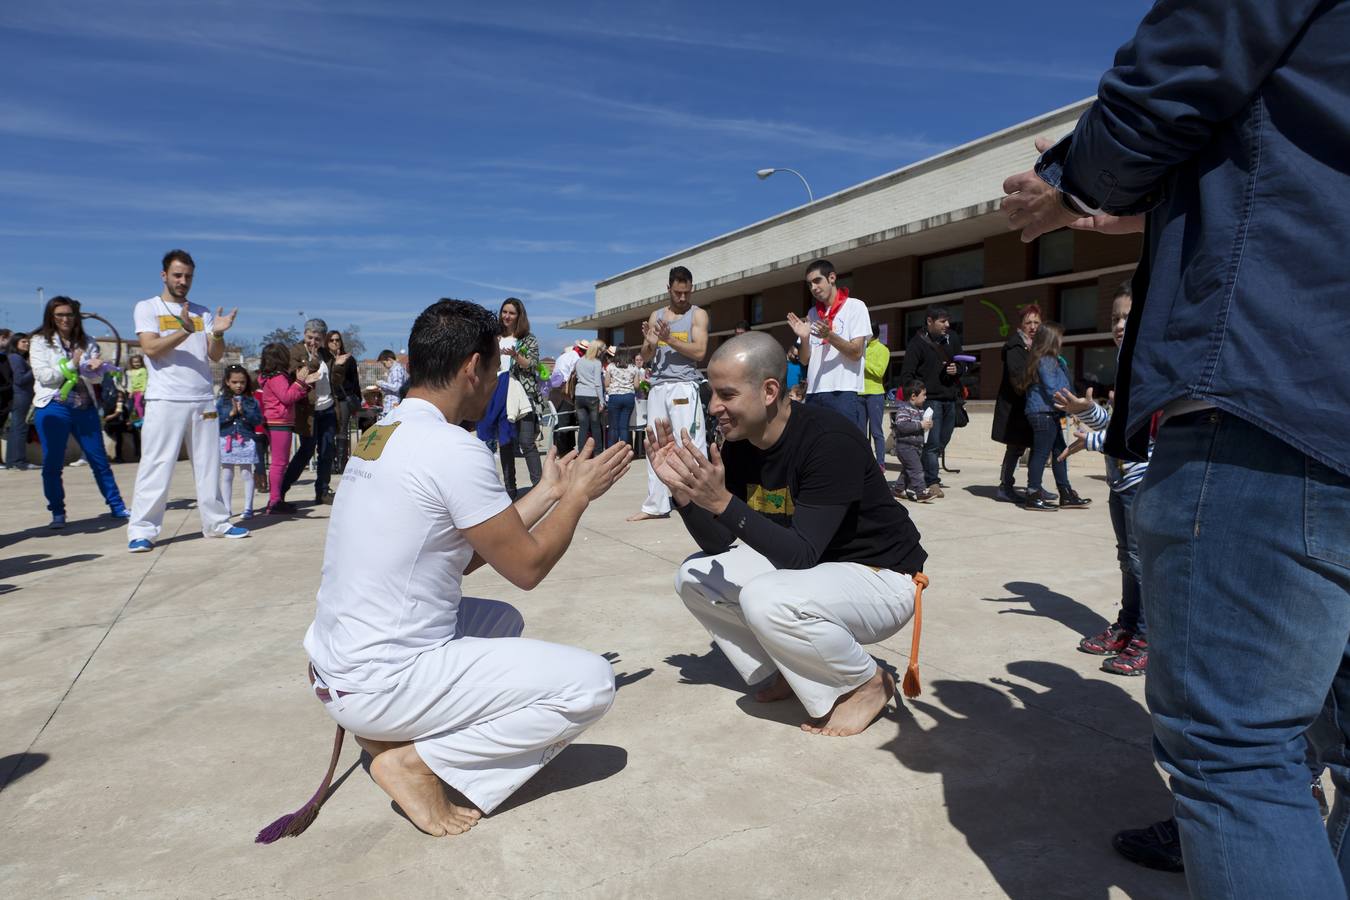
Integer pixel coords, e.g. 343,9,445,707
683,402,926,574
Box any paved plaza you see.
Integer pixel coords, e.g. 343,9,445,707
1,418,1185,898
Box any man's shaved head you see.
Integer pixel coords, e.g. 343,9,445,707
710,332,787,389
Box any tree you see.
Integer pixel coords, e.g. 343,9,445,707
259,325,300,349
340,323,366,359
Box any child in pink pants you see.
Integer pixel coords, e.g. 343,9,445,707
257,342,316,515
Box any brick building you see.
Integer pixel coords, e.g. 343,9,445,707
562,98,1142,398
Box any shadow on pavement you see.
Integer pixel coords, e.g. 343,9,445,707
885,662,1181,900
0,752,51,793
962,484,1023,503
983,581,1109,639
664,643,745,692
601,652,653,691
0,553,101,581
491,744,628,816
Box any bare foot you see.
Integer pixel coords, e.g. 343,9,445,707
753,673,795,703
625,511,669,522
800,669,894,737
369,743,482,836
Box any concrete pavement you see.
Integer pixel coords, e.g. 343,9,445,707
0,423,1184,899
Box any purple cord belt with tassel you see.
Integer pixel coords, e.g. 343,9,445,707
255,665,347,844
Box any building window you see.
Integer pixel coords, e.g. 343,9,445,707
921,247,983,295
748,293,764,325
903,305,964,343
1058,284,1099,335
1037,230,1074,275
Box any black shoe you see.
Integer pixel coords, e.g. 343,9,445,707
1024,496,1058,511
1059,488,1092,509
1113,818,1184,873
995,487,1022,503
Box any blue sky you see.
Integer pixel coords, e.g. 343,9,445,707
0,0,1148,359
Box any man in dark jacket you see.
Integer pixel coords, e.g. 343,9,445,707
1002,2,1350,894
990,305,1040,502
899,305,965,496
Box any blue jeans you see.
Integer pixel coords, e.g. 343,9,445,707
6,390,31,467
34,400,125,516
1137,410,1350,897
863,393,886,467
574,395,603,452
1108,485,1144,634
282,407,337,499
607,393,635,447
921,399,957,486
805,390,865,432
1024,412,1070,495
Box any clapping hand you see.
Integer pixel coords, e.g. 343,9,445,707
212,307,238,334
646,419,730,514
646,418,692,507
786,312,812,341
1053,386,1095,416
560,437,633,502
1057,427,1089,462
653,318,672,343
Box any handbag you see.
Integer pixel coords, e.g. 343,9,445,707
563,370,577,402
955,401,970,429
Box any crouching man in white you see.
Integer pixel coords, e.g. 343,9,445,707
301,299,633,837
655,332,927,736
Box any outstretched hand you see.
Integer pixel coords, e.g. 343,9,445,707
1053,386,1095,416
561,438,632,502
213,307,238,333
647,423,730,514
646,418,692,506
1058,427,1089,462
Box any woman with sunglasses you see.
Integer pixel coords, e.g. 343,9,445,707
29,296,128,527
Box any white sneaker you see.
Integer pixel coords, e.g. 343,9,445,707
68,459,88,467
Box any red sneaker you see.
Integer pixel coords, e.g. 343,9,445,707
1102,637,1149,676
1078,623,1133,656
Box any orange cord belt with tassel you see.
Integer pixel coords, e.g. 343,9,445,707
902,573,929,699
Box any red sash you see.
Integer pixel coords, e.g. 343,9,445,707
814,287,849,330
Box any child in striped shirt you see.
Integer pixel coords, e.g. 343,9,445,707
1057,284,1150,676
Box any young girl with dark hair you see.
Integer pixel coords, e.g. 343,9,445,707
1017,323,1089,511
217,364,263,519
258,342,318,515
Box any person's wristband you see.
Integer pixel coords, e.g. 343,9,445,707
210,332,225,342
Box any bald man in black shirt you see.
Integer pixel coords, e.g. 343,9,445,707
650,332,926,736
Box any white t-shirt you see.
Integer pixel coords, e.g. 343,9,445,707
553,347,581,383
303,398,512,693
132,297,215,401
498,336,518,375
313,359,334,411
806,295,870,394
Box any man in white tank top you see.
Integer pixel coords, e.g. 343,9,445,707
628,265,710,521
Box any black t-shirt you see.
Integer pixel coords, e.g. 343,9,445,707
682,402,926,574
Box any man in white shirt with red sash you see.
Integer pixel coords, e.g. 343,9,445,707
787,258,870,432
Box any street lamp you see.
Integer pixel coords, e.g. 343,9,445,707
755,167,813,203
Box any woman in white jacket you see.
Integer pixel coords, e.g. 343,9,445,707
30,296,128,528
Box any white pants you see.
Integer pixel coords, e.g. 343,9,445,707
220,464,255,517
675,544,916,718
317,597,615,814
642,380,707,515
127,399,231,540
